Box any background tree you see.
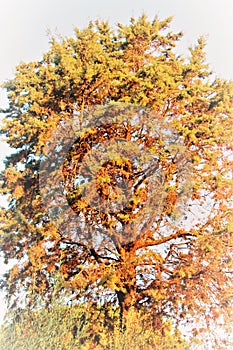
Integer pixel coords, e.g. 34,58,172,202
1,14,233,344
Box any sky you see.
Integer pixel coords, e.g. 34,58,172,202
0,0,233,324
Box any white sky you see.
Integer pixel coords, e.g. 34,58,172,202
0,0,233,324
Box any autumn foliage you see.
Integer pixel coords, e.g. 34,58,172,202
0,14,233,348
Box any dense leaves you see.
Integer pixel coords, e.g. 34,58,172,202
1,14,233,344
0,297,189,350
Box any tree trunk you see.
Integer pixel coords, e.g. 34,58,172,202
116,246,137,329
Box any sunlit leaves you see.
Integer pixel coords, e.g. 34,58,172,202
0,13,233,345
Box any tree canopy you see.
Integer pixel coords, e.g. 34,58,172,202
0,14,233,346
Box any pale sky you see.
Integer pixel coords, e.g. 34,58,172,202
0,0,233,324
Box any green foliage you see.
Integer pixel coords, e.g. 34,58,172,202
0,303,189,350
0,304,87,350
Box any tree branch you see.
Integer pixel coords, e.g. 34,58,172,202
134,230,197,250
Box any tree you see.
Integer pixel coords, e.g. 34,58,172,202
1,14,233,343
